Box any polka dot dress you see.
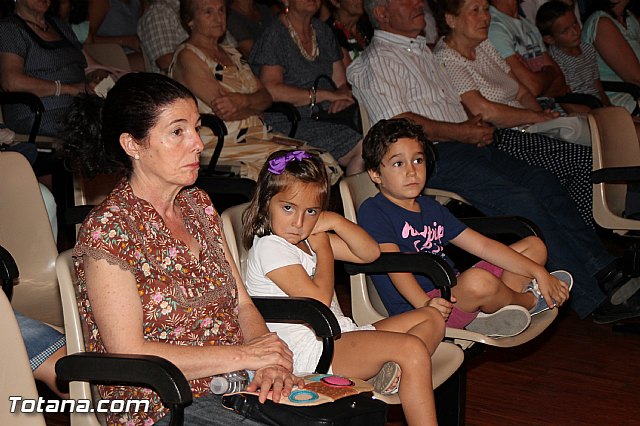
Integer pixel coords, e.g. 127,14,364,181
495,129,594,228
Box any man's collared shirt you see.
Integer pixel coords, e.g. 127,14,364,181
347,29,468,129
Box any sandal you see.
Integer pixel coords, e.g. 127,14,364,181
368,361,401,395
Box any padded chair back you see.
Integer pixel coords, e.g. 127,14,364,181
589,107,640,231
221,203,250,279
0,292,47,426
84,44,131,71
0,152,62,327
55,250,103,426
339,172,558,348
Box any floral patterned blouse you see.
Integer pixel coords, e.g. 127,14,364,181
74,179,243,426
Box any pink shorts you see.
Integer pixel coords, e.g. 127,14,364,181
427,260,504,329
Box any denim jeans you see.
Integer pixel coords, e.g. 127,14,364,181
153,393,267,426
429,142,611,318
14,310,66,371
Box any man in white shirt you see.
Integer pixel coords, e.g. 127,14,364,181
347,0,640,323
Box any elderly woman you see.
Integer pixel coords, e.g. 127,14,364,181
433,0,595,227
65,73,302,426
582,0,640,114
249,0,364,175
0,0,92,137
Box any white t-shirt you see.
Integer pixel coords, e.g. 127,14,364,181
245,234,373,374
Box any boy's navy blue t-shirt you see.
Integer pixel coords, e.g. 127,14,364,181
358,193,467,315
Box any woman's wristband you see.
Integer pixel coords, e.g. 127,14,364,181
309,86,316,111
54,80,61,97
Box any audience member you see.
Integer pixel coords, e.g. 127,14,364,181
582,0,640,114
138,0,188,73
65,72,302,425
359,118,572,333
48,0,90,43
0,0,99,138
88,0,144,71
488,0,571,101
434,0,594,227
244,149,443,425
250,0,365,175
227,0,278,58
348,0,640,324
325,0,373,67
521,0,582,24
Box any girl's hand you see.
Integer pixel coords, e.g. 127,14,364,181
246,365,305,403
534,273,570,308
425,296,455,321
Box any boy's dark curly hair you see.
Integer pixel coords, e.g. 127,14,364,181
362,118,437,178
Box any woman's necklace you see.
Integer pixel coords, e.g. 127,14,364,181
285,15,319,61
17,14,48,32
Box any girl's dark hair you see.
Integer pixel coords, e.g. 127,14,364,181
362,117,437,177
536,1,572,37
242,150,330,249
64,73,196,178
585,0,625,20
436,0,466,37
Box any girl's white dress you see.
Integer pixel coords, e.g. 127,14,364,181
245,234,374,374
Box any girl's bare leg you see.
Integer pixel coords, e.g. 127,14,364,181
373,306,445,355
332,331,437,426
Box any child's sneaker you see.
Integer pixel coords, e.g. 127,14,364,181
526,270,574,316
465,305,531,338
368,361,401,395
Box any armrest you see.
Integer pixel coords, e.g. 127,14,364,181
592,166,640,184
554,93,603,109
602,81,640,99
252,296,340,374
460,216,541,240
265,102,301,138
0,91,44,144
0,244,19,300
343,252,457,301
199,113,227,175
56,353,192,426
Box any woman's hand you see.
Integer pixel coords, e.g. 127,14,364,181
425,296,455,321
210,88,249,121
241,332,295,372
534,273,570,309
318,86,355,114
531,109,560,123
246,365,305,403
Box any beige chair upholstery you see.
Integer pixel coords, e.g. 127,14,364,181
589,107,640,233
56,249,107,426
339,172,557,349
220,203,465,404
0,291,47,426
84,44,131,71
0,152,62,327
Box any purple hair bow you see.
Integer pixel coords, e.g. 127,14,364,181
268,150,312,174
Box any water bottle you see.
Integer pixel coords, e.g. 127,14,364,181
210,370,251,394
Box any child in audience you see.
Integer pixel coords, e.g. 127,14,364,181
536,1,611,105
358,118,573,337
243,149,445,426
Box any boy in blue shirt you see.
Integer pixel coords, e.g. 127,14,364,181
358,118,572,337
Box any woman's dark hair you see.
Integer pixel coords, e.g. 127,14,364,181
436,0,466,37
65,73,196,178
48,0,88,24
362,118,437,177
242,150,330,249
536,1,572,37
585,0,626,20
180,0,199,34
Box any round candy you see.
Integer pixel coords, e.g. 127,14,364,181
288,389,319,403
320,375,354,387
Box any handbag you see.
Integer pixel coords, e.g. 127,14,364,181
519,114,591,146
222,392,388,426
221,374,388,426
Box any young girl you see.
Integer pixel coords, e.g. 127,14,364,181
243,150,446,426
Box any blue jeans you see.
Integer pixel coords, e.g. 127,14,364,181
14,310,66,371
153,393,267,426
429,142,611,318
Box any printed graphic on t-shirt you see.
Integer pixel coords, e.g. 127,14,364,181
402,221,446,255
513,33,544,72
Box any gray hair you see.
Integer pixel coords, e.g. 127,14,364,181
364,0,391,28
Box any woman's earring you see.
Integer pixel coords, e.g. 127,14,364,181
134,153,140,160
